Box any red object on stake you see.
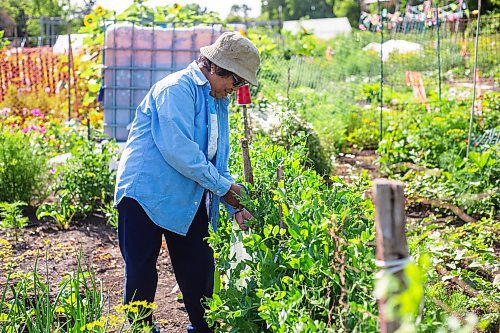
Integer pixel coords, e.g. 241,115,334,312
237,84,251,105
237,84,251,139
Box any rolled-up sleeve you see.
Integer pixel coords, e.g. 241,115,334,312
150,82,231,195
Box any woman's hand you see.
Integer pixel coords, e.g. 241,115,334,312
234,208,253,231
223,183,244,208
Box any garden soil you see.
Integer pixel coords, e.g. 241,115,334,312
0,215,189,332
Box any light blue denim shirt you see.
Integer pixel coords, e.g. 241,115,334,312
114,61,234,235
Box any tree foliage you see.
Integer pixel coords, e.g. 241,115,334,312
261,0,334,20
333,0,361,27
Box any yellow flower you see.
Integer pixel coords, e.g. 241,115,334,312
171,3,182,13
238,28,247,37
94,5,106,17
83,14,96,27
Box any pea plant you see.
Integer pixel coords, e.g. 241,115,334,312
206,112,377,332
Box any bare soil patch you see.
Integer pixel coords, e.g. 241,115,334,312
0,216,189,332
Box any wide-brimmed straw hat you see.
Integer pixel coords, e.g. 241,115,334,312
200,31,260,86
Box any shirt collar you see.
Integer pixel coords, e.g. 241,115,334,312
189,61,230,106
188,61,208,86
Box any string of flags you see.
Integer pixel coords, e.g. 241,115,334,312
359,0,477,31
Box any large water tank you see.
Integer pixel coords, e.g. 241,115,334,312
102,22,222,141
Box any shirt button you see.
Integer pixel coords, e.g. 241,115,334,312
194,202,198,205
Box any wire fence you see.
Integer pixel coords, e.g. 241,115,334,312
256,15,498,123
0,15,498,145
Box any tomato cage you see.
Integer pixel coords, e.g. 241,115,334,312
101,20,224,141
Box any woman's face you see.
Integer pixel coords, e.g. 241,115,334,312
208,65,245,99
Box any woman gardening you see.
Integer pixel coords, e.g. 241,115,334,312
114,31,260,333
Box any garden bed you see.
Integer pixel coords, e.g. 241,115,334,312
0,216,190,332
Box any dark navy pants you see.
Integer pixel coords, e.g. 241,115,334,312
118,196,214,333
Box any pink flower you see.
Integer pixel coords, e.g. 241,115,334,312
23,108,29,116
0,107,10,115
39,125,46,133
50,168,56,175
31,108,44,117
22,127,30,133
30,125,37,131
45,87,51,93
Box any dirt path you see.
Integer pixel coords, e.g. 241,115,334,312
0,217,189,332
333,149,380,181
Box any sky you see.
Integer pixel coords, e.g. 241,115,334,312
91,0,262,19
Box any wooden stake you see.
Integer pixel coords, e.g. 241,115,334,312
242,105,251,141
240,138,254,185
374,179,409,333
277,164,284,229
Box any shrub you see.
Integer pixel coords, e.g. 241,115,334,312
0,129,48,203
250,97,332,176
37,139,118,229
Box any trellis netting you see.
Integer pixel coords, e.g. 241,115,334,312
257,15,498,107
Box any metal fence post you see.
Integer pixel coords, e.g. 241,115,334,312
467,0,483,158
378,0,384,142
67,22,72,120
436,3,442,103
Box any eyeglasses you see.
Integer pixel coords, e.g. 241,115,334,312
231,73,246,88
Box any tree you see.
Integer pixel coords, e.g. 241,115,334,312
241,4,251,18
333,0,360,27
0,0,65,38
227,4,252,22
261,0,334,20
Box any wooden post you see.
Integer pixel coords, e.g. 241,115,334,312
240,138,254,185
374,179,409,333
242,105,251,141
277,164,284,229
